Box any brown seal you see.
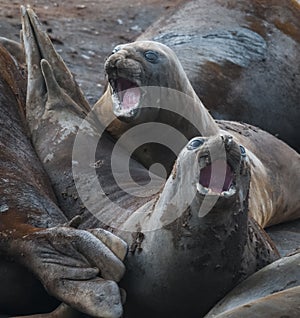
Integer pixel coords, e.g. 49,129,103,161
9,7,279,318
0,43,61,315
94,39,300,229
0,17,127,318
138,0,300,152
94,40,219,175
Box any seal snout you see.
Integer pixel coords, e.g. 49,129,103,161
105,49,144,120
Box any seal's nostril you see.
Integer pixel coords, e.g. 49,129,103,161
187,138,204,150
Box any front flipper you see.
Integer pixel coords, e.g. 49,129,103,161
9,225,126,318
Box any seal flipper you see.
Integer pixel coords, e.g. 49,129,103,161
21,6,90,136
21,5,46,129
40,59,87,117
25,7,90,114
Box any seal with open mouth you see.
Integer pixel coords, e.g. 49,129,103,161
0,7,280,318
94,40,219,175
121,135,279,317
94,39,300,229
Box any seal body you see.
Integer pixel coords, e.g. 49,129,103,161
95,40,300,229
119,135,279,317
0,12,127,318
204,252,300,318
138,0,300,152
17,8,279,318
0,44,62,315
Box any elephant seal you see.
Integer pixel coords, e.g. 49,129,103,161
138,0,300,152
120,135,279,317
94,40,219,174
94,40,300,229
0,27,127,318
17,7,279,318
204,252,300,318
0,43,60,316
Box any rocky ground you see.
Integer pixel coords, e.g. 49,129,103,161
0,0,184,104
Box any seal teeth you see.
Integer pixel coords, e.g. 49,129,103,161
221,184,236,197
196,183,209,195
197,182,236,197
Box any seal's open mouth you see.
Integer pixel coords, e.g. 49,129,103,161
110,78,142,118
197,158,236,197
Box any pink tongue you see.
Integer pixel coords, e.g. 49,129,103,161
122,87,141,110
199,159,233,193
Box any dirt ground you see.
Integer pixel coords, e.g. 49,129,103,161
0,0,184,104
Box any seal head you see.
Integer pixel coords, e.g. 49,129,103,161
105,41,192,123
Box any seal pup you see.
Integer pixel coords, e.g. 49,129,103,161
94,40,300,229
19,7,278,317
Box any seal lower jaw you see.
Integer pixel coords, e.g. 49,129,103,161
109,77,144,122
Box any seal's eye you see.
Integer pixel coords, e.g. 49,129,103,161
144,50,159,63
187,139,205,150
239,145,246,157
112,46,121,54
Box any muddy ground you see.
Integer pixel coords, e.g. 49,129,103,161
0,0,184,104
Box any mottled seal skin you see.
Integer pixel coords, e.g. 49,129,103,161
19,8,279,318
138,0,300,152
95,40,300,228
204,252,300,318
0,44,61,315
0,40,126,318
